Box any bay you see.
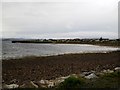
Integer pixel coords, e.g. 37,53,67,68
2,40,119,60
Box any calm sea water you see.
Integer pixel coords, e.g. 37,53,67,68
2,40,119,60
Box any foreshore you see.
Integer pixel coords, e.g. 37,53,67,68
2,51,120,85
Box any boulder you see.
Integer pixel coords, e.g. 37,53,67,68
38,80,49,88
85,73,98,79
30,81,38,88
54,79,64,86
39,80,47,84
39,80,55,88
54,77,67,86
114,67,120,72
80,72,92,77
48,81,54,88
102,69,114,73
20,81,38,88
3,84,19,89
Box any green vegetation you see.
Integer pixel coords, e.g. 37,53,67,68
56,76,85,90
90,72,120,88
57,72,120,89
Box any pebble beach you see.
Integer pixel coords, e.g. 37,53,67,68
2,51,120,86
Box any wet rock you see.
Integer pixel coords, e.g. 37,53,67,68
85,73,98,79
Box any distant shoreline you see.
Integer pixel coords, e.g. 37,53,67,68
11,39,120,47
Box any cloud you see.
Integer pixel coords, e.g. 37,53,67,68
2,0,119,39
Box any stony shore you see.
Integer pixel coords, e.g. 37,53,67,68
2,51,120,88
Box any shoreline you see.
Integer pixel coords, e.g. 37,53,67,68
2,49,119,60
2,51,120,85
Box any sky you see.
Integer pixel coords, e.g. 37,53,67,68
2,0,120,39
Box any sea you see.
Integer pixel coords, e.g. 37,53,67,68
1,40,119,60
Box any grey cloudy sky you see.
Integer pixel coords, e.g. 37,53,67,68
2,0,119,39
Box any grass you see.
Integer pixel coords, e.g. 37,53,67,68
56,72,120,89
82,71,120,88
56,76,85,90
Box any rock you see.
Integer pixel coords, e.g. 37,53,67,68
55,75,70,85
20,81,38,88
39,80,46,84
48,81,54,88
54,79,64,86
102,70,107,73
85,73,98,79
102,69,114,73
54,77,66,86
19,84,26,88
91,70,96,73
80,72,92,77
60,75,70,80
114,67,120,72
30,81,38,88
108,70,114,73
39,80,55,88
37,76,71,88
83,72,92,76
38,80,50,88
10,79,18,83
3,84,19,89
39,80,49,85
